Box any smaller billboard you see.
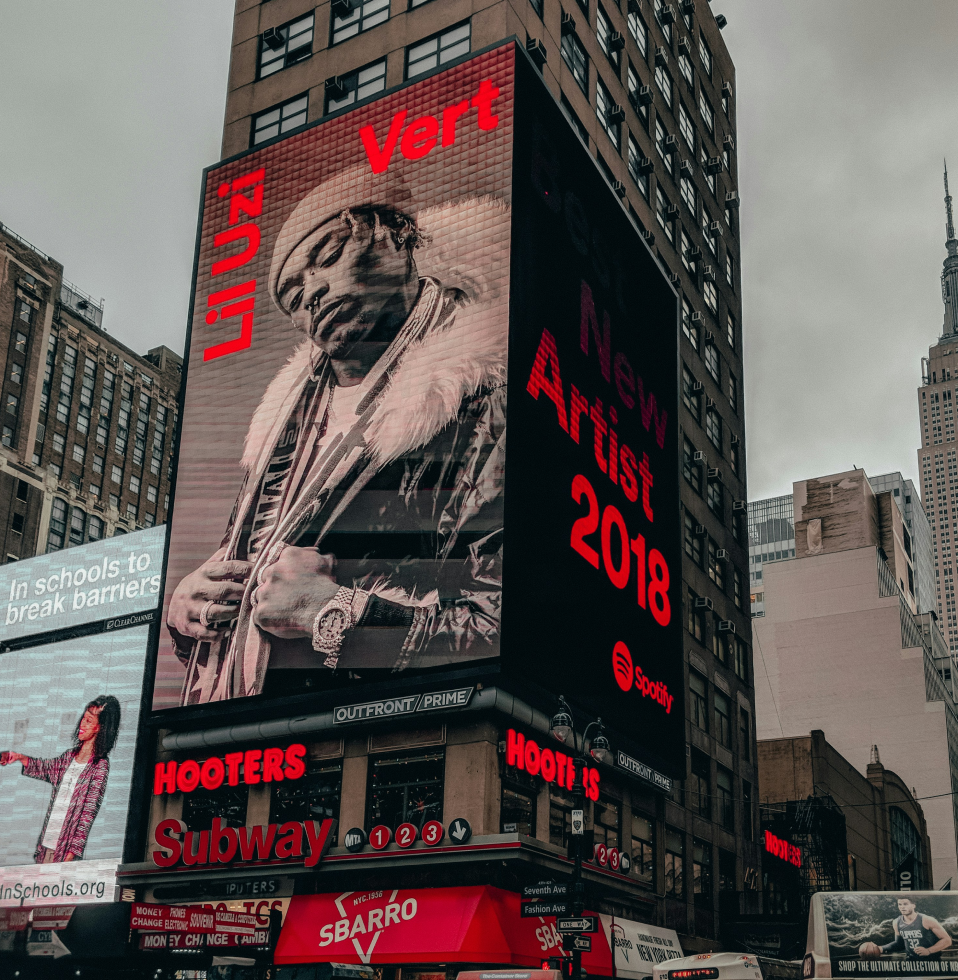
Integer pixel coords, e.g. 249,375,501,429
811,892,958,977
0,526,165,642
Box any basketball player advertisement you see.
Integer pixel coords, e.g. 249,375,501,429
157,42,683,775
156,46,513,709
809,892,958,976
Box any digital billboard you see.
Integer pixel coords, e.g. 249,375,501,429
157,43,681,772
0,525,165,642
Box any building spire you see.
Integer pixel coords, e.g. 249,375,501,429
946,159,956,243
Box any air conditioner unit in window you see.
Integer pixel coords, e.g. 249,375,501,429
730,434,740,446
693,450,707,463
694,596,713,610
709,220,722,234
526,37,547,66
262,26,287,50
669,272,680,284
610,31,626,51
703,265,716,282
561,11,576,34
718,619,735,632
666,204,680,219
691,382,704,394
723,133,735,150
680,159,694,177
655,46,669,67
637,85,654,106
706,156,723,175
732,500,747,512
708,467,721,480
691,311,704,323
706,396,716,408
686,244,701,260
609,104,626,123
637,155,655,175
664,134,678,152
704,330,714,344
659,4,676,25
681,0,695,13
678,36,692,55
643,229,656,245
325,76,347,99
612,180,627,198
726,191,741,209
716,549,730,561
716,13,728,29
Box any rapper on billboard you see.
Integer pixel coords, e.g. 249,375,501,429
167,167,508,704
0,696,120,863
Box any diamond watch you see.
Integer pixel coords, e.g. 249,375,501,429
312,587,355,668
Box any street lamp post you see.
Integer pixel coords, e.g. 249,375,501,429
550,696,611,980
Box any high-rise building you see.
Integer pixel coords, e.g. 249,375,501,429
0,222,182,563
917,166,958,652
218,0,753,939
751,467,958,889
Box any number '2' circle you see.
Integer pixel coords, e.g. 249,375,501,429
395,823,418,848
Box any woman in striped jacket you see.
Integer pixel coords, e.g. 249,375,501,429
0,695,121,863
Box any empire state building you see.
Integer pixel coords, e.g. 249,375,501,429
918,165,958,650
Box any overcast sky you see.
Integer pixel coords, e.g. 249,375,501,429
1,1,955,501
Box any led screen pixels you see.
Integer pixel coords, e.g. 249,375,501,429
0,526,166,642
504,56,684,774
0,625,150,867
156,46,515,709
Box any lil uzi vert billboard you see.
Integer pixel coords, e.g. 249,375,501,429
157,43,682,774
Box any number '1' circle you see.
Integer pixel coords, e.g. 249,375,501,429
369,825,391,850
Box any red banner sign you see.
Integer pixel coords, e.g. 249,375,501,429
30,906,75,931
0,908,31,932
131,903,216,933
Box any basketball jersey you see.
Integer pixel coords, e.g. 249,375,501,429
896,914,940,959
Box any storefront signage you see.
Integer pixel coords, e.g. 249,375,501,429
505,730,600,801
0,859,118,907
151,817,335,870
0,908,29,931
333,688,474,724
615,750,673,793
30,906,74,931
764,830,801,867
765,830,802,868
153,743,307,796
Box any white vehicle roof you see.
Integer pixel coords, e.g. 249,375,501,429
651,951,763,979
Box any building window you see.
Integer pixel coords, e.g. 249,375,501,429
76,404,90,435
251,94,308,146
259,14,313,78
501,783,537,836
684,515,704,571
6,394,18,416
653,0,672,42
655,117,673,174
699,32,712,77
665,829,684,898
595,78,621,149
742,779,753,841
182,782,247,832
561,31,588,95
679,49,693,89
707,539,725,590
596,6,619,69
11,513,24,535
52,433,65,455
69,507,86,547
689,749,710,818
326,58,387,113
16,300,32,323
687,589,705,643
50,463,61,480
627,137,649,199
678,103,695,149
655,63,672,109
628,10,647,56
656,188,674,242
126,502,138,520
704,340,720,382
726,311,736,349
407,21,471,78
147,484,158,504
726,251,735,287
527,0,544,17
10,362,23,386
632,813,654,886
683,438,703,495
593,795,621,852
693,838,713,903
271,757,342,842
549,784,577,848
739,706,751,762
682,298,700,352
733,566,745,611
72,443,85,464
89,483,100,497
733,637,749,683
627,65,649,129
366,750,444,829
332,0,389,46
111,465,122,485
1,426,12,447
889,807,925,889
699,91,715,136
47,497,67,552
14,332,28,354
88,515,104,541
706,408,722,450
707,477,723,519
690,671,708,730
727,372,738,413
716,768,734,831
92,454,103,474
714,690,731,747
130,475,141,495
703,276,718,313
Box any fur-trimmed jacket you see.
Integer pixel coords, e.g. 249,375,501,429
175,277,506,704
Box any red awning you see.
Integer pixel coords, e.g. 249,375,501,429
275,886,616,970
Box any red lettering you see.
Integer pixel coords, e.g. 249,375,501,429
441,100,470,146
176,760,200,793
540,747,556,782
244,749,262,784
569,385,589,443
471,79,500,130
506,728,525,769
209,818,238,863
524,738,541,776
229,184,264,225
182,830,210,866
225,752,243,786
360,110,408,175
284,743,306,780
274,822,304,859
153,819,185,868
580,281,611,382
304,818,335,869
619,445,639,503
211,223,261,277
153,761,176,795
589,398,608,473
237,824,277,862
526,328,568,431
400,116,439,160
261,747,285,782
639,453,654,522
200,756,225,791
613,351,635,409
